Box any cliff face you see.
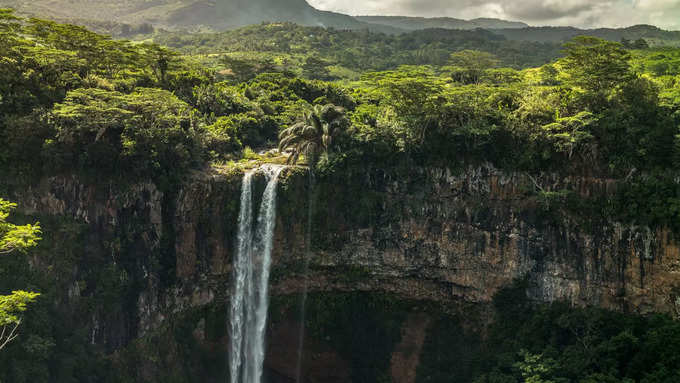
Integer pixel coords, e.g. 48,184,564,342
273,165,680,315
9,164,680,380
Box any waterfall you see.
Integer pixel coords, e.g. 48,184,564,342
229,165,284,383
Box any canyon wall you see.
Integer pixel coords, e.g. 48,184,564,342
9,164,680,381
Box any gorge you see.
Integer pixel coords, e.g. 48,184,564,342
4,163,679,382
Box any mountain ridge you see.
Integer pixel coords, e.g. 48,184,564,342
355,15,529,31
0,0,398,32
493,24,680,44
1,0,678,44
0,0,534,34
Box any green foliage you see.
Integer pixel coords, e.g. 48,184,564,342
610,174,680,232
0,199,41,255
205,117,243,158
514,350,561,383
621,37,650,50
559,36,633,95
0,10,215,184
418,284,680,383
7,13,676,189
220,54,276,83
0,198,41,351
302,55,335,81
449,50,500,84
44,87,205,185
0,290,40,353
481,292,680,383
193,81,251,119
539,111,596,160
636,49,680,77
0,291,39,327
155,23,562,77
279,104,350,166
0,212,132,382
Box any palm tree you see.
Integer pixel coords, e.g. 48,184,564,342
278,104,348,167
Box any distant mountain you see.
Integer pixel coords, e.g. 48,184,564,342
1,0,521,34
0,0,399,33
167,0,373,30
2,0,677,46
356,16,528,31
492,24,680,44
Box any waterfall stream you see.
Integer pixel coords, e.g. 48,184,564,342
229,165,284,383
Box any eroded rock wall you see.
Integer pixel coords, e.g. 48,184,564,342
273,165,680,316
8,164,680,381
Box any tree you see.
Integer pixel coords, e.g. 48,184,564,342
0,199,41,255
221,55,276,83
302,56,334,81
0,291,39,351
620,37,632,49
558,36,632,95
448,50,499,84
619,36,649,50
0,198,41,351
379,71,446,146
541,111,596,160
632,38,649,50
139,43,177,84
278,104,349,166
515,350,558,383
45,87,204,182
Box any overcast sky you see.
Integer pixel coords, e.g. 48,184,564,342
307,0,680,29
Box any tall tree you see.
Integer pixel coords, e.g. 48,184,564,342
221,55,276,83
279,104,349,166
448,50,499,84
559,36,632,94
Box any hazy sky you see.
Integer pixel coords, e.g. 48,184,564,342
307,0,680,29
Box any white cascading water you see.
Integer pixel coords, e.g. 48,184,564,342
230,165,284,383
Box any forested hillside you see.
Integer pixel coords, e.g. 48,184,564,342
0,0,381,32
154,23,563,75
2,8,680,222
494,24,680,45
354,16,528,31
3,0,680,45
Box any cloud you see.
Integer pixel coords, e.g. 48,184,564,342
501,0,612,21
307,0,680,29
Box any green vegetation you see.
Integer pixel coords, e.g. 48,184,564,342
278,104,350,166
417,284,680,383
154,23,562,75
0,199,40,255
0,10,212,184
0,291,38,351
272,289,680,383
0,210,153,383
4,11,678,191
0,198,41,351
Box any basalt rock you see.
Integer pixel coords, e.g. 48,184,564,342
8,163,680,381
